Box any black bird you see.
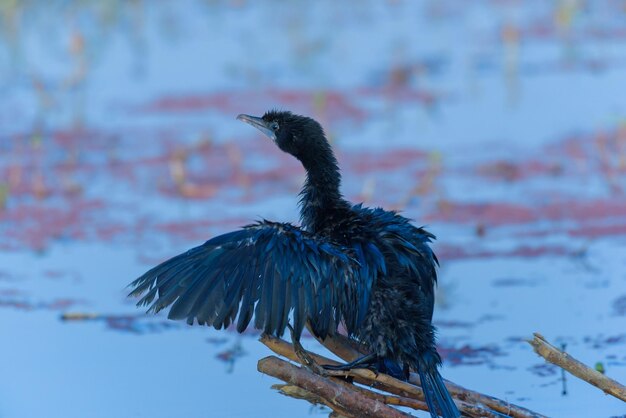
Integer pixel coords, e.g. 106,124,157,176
129,110,460,418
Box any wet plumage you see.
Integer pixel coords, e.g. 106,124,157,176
129,110,460,418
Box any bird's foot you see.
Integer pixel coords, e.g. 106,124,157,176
322,353,379,375
287,324,327,377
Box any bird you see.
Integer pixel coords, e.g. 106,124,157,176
128,110,460,418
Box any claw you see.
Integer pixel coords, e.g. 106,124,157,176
287,324,327,376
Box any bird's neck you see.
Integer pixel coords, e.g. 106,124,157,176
299,156,349,233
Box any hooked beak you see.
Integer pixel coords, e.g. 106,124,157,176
236,114,276,141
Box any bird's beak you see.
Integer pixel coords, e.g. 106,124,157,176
236,114,276,141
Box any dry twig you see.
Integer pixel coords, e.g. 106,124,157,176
528,332,626,402
261,335,431,411
317,333,546,418
260,335,519,418
258,356,413,418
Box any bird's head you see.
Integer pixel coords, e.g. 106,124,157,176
237,110,330,165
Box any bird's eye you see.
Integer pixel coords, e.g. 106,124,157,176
270,122,279,131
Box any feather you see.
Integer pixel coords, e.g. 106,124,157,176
418,364,460,418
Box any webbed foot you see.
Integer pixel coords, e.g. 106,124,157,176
322,353,379,373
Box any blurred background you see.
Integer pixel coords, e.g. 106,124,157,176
1,1,626,417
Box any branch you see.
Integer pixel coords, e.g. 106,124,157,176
272,382,357,418
330,372,430,413
258,356,414,418
528,332,626,402
272,383,328,405
261,335,427,404
260,335,509,418
317,333,546,418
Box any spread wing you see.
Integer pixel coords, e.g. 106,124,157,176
128,221,372,339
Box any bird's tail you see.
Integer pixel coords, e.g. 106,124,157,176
417,365,460,418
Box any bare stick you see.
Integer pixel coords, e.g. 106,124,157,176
330,372,430,412
314,333,547,418
60,312,100,320
273,383,358,418
261,335,426,399
329,372,508,418
258,356,414,418
272,383,328,405
528,332,626,402
272,383,355,418
261,335,508,418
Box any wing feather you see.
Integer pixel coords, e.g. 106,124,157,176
128,221,365,338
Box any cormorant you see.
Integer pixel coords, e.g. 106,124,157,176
129,111,460,418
